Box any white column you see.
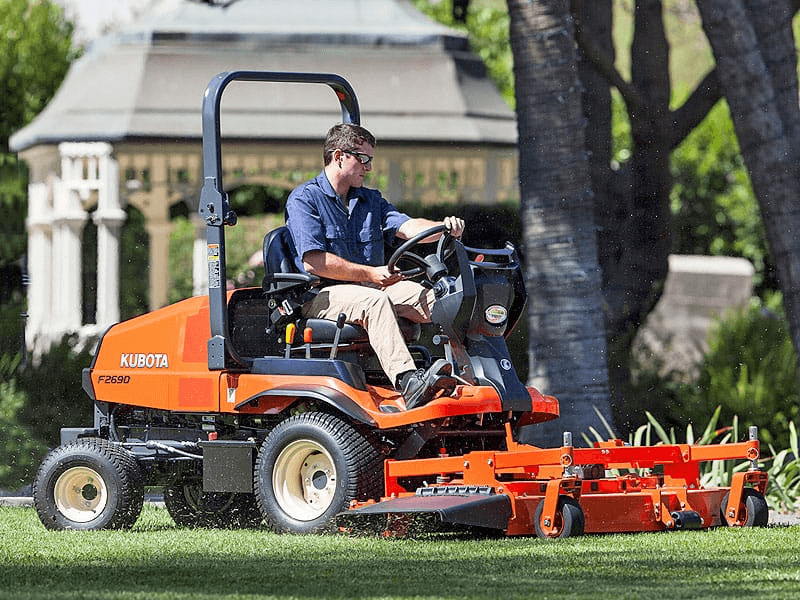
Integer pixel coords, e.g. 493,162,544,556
25,182,53,348
51,176,87,332
145,220,173,310
55,142,124,330
93,145,124,327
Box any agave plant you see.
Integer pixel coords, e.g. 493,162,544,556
763,422,800,513
583,406,800,512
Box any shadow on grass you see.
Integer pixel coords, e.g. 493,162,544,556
2,555,796,600
3,534,800,600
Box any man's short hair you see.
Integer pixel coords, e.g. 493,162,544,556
323,123,376,165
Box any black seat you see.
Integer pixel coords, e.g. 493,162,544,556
263,226,304,279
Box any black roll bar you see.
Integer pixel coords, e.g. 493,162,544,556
198,71,361,370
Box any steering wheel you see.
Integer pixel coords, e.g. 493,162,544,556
387,225,455,280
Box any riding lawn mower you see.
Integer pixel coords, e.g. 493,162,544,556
32,72,769,538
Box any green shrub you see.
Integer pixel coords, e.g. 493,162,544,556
168,216,195,303
670,100,774,294
169,215,270,304
120,204,150,320
684,293,798,449
0,354,47,491
628,293,799,450
614,354,688,438
16,334,95,449
766,421,800,513
0,334,95,490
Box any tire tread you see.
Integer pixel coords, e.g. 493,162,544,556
33,438,144,530
255,412,383,533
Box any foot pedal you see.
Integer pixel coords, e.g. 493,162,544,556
430,374,457,396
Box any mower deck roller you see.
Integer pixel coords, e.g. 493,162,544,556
33,71,770,539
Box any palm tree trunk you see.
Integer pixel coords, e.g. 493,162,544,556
697,0,800,394
507,0,612,445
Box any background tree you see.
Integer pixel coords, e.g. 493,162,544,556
417,0,796,436
0,0,76,357
0,0,77,490
570,0,737,430
506,0,612,443
500,0,726,437
695,0,800,395
508,0,800,431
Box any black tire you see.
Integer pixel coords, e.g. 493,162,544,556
33,438,144,531
720,488,769,527
534,495,585,539
254,412,384,534
164,479,262,528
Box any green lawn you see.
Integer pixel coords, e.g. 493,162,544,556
2,506,799,600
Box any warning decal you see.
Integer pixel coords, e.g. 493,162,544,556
208,243,221,289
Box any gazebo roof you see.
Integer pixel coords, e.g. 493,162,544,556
11,0,516,152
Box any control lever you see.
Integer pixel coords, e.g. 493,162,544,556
284,323,296,359
329,313,347,360
304,327,313,358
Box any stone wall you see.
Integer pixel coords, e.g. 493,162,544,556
634,255,755,380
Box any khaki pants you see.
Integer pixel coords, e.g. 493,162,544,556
301,280,435,385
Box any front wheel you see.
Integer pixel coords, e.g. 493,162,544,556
33,438,144,530
534,495,585,539
254,412,383,534
720,488,769,527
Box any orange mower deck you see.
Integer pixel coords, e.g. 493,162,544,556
342,425,768,537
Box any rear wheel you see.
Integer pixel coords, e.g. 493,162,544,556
534,496,585,539
254,412,383,533
33,438,144,530
720,488,769,527
164,479,262,528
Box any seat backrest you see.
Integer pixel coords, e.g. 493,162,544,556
263,226,299,275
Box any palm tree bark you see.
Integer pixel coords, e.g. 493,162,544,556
507,0,612,444
697,0,800,392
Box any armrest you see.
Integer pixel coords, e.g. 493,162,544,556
262,272,320,293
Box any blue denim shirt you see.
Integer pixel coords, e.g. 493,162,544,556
285,171,409,272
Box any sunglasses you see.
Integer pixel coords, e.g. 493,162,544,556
342,150,373,165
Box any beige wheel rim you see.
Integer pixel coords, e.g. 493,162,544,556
273,439,337,521
53,466,108,523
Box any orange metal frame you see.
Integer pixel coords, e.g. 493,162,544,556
369,425,768,536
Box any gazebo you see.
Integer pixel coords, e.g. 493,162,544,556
11,0,518,353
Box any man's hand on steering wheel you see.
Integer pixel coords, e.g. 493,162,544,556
387,224,459,284
442,216,465,239
369,265,404,288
